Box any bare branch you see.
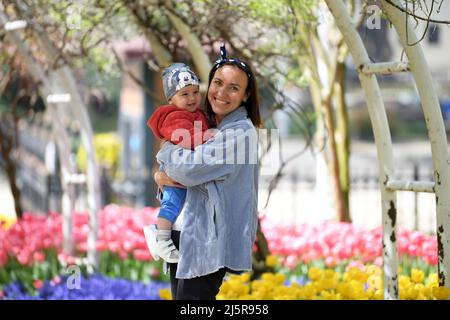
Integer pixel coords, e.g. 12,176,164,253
384,0,450,25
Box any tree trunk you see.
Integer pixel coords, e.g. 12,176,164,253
322,95,346,221
162,1,212,81
310,82,335,218
251,219,272,279
124,3,173,67
0,119,22,218
334,61,351,222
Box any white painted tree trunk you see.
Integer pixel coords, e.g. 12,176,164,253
324,0,399,299
381,0,450,288
52,67,101,270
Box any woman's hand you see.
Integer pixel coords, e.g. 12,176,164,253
154,170,186,191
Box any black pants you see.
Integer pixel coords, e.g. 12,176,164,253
168,231,226,300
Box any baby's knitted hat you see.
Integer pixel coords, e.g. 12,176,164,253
162,63,199,101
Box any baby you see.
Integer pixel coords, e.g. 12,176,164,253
143,63,212,263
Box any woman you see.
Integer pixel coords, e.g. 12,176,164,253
154,44,262,300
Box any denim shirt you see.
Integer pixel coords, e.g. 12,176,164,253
156,107,259,279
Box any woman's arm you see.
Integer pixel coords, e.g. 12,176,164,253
156,122,257,186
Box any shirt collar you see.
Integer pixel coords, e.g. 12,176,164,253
217,106,248,129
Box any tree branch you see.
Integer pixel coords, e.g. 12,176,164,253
383,0,450,24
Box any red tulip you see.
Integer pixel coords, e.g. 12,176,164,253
33,279,43,289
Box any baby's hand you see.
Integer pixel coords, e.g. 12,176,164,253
203,129,218,141
154,171,186,190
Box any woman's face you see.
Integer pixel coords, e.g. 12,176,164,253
208,65,249,123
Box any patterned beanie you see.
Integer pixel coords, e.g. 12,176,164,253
162,63,199,101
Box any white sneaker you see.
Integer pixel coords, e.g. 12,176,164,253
143,224,159,261
155,239,179,263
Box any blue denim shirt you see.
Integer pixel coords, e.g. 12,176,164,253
156,107,258,279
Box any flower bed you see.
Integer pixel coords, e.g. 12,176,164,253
0,207,446,300
261,217,438,276
0,205,167,296
218,266,450,300
2,273,169,300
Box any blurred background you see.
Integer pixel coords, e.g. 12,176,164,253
1,0,449,234
2,0,450,301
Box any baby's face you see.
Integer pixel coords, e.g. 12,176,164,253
169,85,201,112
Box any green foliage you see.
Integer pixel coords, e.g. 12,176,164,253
248,0,291,23
98,251,169,283
286,67,311,88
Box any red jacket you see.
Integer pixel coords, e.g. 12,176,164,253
147,105,211,149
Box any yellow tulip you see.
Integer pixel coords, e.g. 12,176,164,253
302,283,317,299
336,282,350,298
366,265,382,276
410,269,425,283
0,213,16,230
308,268,323,281
426,273,439,288
432,287,450,300
159,288,172,300
348,280,365,300
320,290,338,300
265,255,278,268
367,274,382,290
399,275,411,288
239,273,251,283
374,289,383,300
274,273,286,285
406,286,419,300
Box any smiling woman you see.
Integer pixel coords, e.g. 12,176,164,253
155,43,262,300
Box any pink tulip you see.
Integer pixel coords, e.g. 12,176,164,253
325,256,336,267
151,268,160,278
1,205,442,272
133,249,151,262
284,255,298,270
33,251,45,263
346,260,365,271
33,279,43,289
57,253,77,265
374,256,383,267
51,276,61,285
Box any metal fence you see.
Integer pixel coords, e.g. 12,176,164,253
12,119,63,214
259,162,436,233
